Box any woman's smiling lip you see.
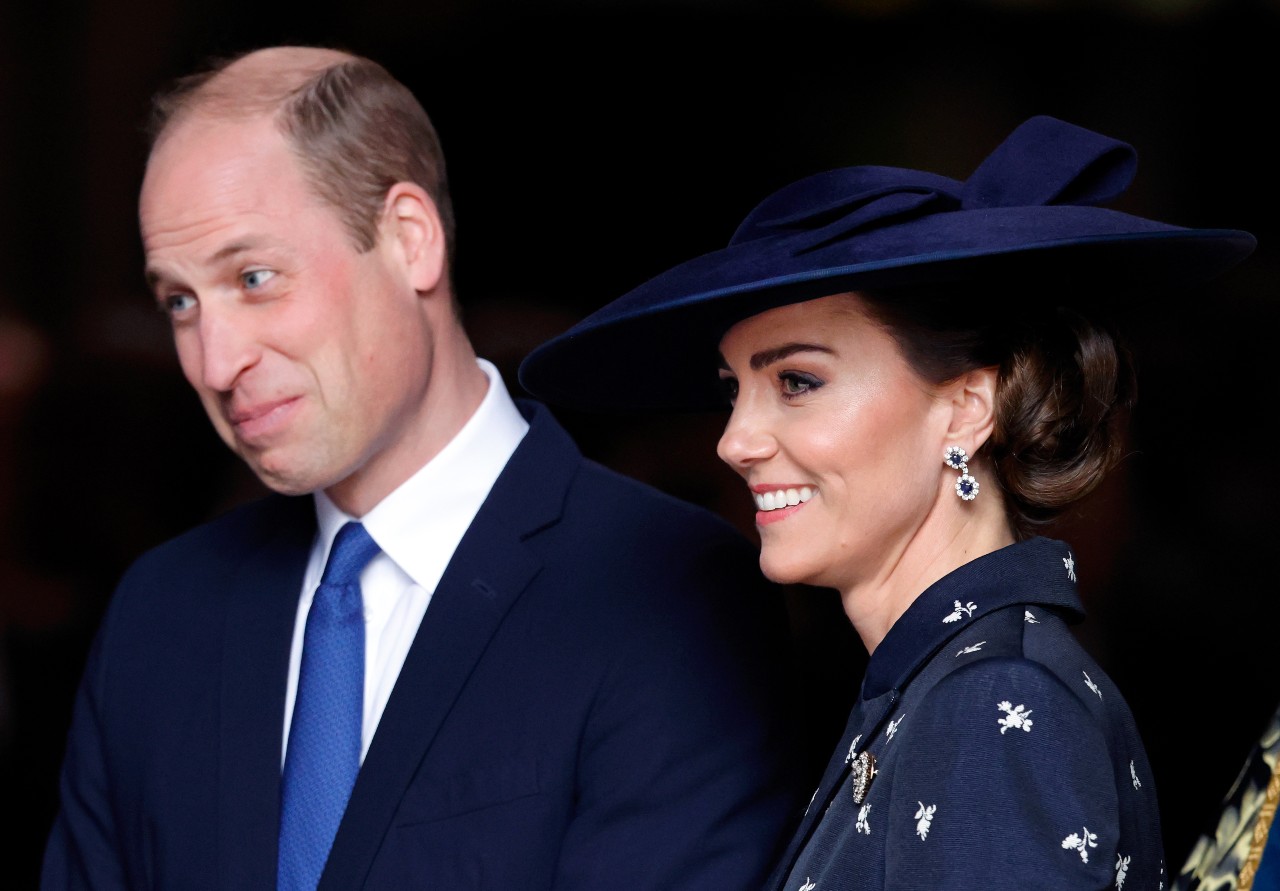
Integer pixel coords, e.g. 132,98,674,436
750,484,817,524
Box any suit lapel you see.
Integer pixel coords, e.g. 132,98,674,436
216,497,315,889
319,402,576,890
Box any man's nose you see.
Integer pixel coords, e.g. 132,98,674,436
192,307,261,393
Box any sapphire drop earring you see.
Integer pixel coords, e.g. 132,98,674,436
944,446,979,501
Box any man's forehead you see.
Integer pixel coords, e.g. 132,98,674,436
142,113,288,217
139,114,317,258
146,110,281,174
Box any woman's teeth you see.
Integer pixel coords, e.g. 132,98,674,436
754,487,815,511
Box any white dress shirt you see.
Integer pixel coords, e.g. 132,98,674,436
282,358,529,764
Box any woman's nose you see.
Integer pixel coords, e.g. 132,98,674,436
716,402,777,470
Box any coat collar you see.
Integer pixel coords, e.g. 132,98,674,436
861,536,1084,700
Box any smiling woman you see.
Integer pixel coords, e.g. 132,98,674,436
519,115,1256,890
716,290,1024,652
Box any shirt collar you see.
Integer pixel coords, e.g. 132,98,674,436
861,536,1085,699
313,357,530,593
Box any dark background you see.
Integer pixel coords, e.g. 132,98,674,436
2,0,1278,886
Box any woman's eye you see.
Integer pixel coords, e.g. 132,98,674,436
719,375,739,404
779,372,822,396
242,269,276,289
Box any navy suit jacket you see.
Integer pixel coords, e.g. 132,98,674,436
42,401,802,889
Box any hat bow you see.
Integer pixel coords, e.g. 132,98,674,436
737,116,1139,256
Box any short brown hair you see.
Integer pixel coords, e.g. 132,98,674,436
148,49,456,260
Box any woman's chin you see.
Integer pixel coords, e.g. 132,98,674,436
758,552,824,588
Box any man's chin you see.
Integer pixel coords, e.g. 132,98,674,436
240,454,325,498
259,477,316,497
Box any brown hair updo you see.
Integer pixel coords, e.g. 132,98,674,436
859,285,1136,539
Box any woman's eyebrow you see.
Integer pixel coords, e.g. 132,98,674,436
718,342,835,372
748,343,834,371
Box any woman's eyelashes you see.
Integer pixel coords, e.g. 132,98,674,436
778,370,824,398
717,369,825,404
718,374,739,405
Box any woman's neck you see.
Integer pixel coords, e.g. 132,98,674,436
841,492,1016,654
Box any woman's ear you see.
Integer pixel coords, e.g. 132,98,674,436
381,182,446,294
945,366,999,454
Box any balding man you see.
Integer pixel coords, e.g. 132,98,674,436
41,46,799,890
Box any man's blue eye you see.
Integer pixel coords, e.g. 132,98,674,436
164,293,197,315
243,269,275,289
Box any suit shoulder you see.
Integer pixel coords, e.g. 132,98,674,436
118,493,309,588
505,402,753,556
568,457,748,546
527,458,780,637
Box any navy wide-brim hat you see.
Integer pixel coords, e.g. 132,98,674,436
519,115,1256,412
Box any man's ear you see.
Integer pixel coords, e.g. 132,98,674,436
381,182,446,294
943,366,999,455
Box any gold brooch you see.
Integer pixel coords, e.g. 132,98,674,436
850,750,877,803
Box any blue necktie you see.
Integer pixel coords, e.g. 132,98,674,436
278,521,380,891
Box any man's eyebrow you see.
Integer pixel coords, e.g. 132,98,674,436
143,238,271,289
144,264,180,292
208,239,265,264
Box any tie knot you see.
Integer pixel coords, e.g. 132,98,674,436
320,522,381,587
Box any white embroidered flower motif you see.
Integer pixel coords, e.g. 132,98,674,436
943,600,977,623
1115,853,1130,889
1024,610,1040,624
1062,826,1098,863
1130,760,1142,790
885,714,905,741
1083,671,1103,699
799,879,816,891
956,641,986,657
915,801,936,840
997,701,1033,734
856,803,871,834
1064,553,1077,582
845,734,863,765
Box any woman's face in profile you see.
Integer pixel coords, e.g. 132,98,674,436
716,293,954,593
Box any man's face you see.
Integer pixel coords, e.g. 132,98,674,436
140,113,438,507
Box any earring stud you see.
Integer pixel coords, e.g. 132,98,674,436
944,446,979,501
